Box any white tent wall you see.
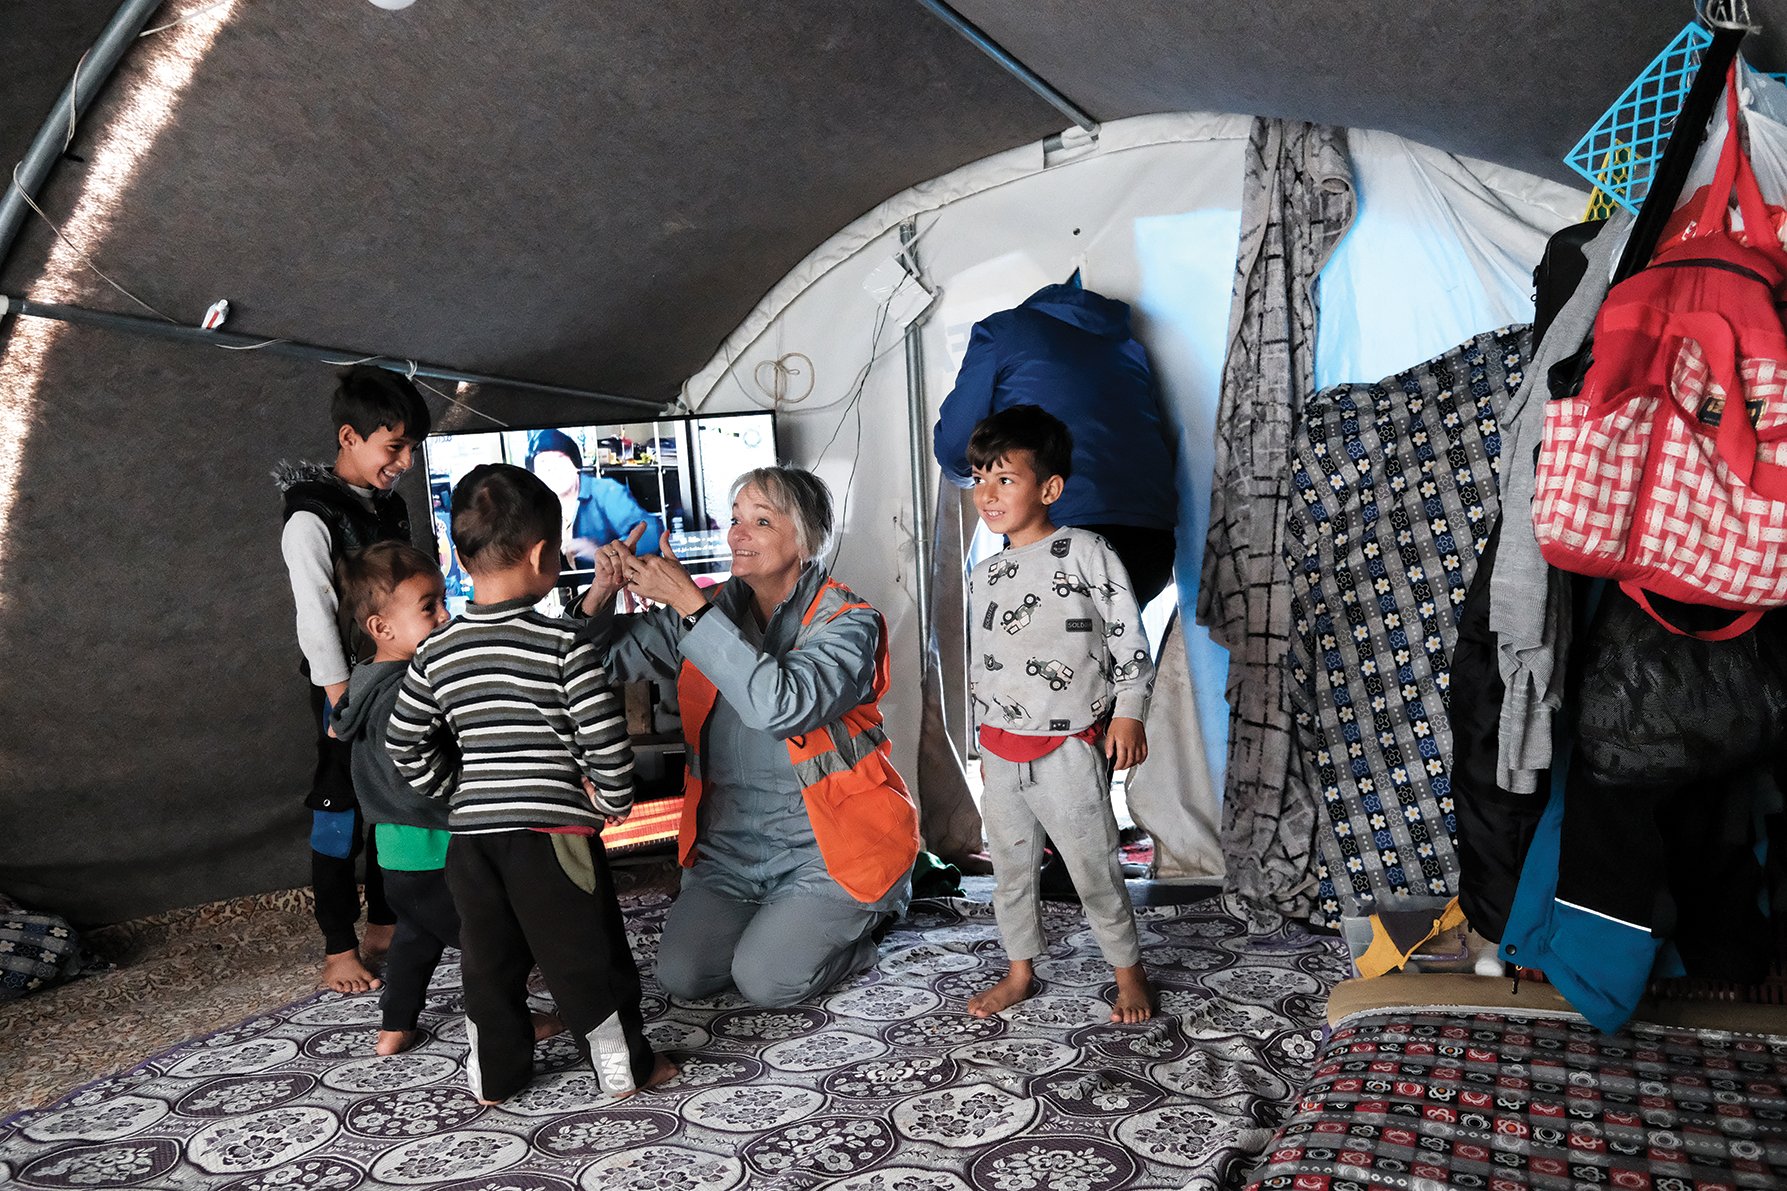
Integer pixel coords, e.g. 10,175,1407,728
683,112,1585,882
1318,130,1588,389
683,115,1250,873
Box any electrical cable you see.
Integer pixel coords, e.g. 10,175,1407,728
212,337,290,351
414,376,508,429
138,0,236,39
820,283,902,566
11,0,513,434
8,161,174,321
7,3,238,322
714,217,941,417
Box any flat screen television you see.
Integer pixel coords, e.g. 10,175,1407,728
421,411,778,617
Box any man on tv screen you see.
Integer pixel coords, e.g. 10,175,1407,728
526,429,663,566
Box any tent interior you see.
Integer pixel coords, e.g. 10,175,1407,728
6,2,1787,1188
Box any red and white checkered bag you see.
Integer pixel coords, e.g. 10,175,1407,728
1535,63,1787,640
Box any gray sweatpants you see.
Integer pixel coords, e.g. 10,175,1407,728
983,738,1141,968
654,884,885,1007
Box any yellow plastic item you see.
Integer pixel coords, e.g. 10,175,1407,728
1354,896,1467,979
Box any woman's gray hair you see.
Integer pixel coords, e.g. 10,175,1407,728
729,466,834,561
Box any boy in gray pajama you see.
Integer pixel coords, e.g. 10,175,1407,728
964,405,1157,1023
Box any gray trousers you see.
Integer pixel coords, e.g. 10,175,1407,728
984,739,1141,968
654,883,885,1007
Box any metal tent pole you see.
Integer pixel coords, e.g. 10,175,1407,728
0,0,164,273
900,219,934,652
2,296,670,414
912,0,1098,134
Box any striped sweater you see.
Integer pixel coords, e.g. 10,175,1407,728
387,596,633,832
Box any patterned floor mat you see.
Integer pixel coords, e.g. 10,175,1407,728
0,882,1349,1190
1245,1009,1787,1190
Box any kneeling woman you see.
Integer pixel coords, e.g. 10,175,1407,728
579,467,918,1005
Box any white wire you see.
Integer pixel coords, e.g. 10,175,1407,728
819,289,901,567
5,1,239,325
65,51,86,151
213,337,289,351
10,0,511,441
715,216,941,416
414,376,509,429
825,220,938,566
9,160,175,321
753,352,816,407
8,2,240,320
138,0,235,39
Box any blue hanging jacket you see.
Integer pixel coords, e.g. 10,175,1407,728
1499,748,1665,1033
933,284,1176,531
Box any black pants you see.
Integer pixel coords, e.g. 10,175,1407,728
1447,519,1548,943
380,867,462,1032
1558,762,1773,982
312,809,394,955
308,684,394,956
446,832,654,1101
1080,523,1176,608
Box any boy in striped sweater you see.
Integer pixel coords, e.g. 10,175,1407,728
388,463,675,1104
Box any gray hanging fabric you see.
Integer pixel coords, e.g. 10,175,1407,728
1122,610,1225,882
1198,119,1356,928
1489,212,1631,793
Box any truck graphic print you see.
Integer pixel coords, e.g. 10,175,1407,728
1001,593,1040,634
1025,657,1075,691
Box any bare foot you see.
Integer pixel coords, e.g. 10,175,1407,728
375,1029,417,1056
614,1054,681,1100
1110,963,1153,1024
320,949,381,994
361,922,395,964
967,960,1036,1018
477,1097,505,1107
531,1012,565,1042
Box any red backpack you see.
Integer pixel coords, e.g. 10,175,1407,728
1534,62,1787,639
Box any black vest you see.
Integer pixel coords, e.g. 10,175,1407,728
280,475,412,560
278,465,412,665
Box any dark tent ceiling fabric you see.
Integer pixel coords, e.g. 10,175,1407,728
1,0,1063,403
0,3,119,190
0,317,328,923
946,0,1787,186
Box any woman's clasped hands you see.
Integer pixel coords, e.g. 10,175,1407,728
583,522,709,618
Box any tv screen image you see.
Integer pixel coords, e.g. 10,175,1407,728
420,411,777,853
422,412,777,618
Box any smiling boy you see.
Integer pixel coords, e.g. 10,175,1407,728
275,365,431,994
964,404,1156,1023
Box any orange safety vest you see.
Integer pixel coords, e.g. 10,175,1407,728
675,577,920,904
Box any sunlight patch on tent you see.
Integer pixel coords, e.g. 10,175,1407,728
0,4,234,594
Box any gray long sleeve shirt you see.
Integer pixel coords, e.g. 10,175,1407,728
280,486,375,689
582,563,909,912
333,658,450,831
1490,212,1631,792
969,529,1154,735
